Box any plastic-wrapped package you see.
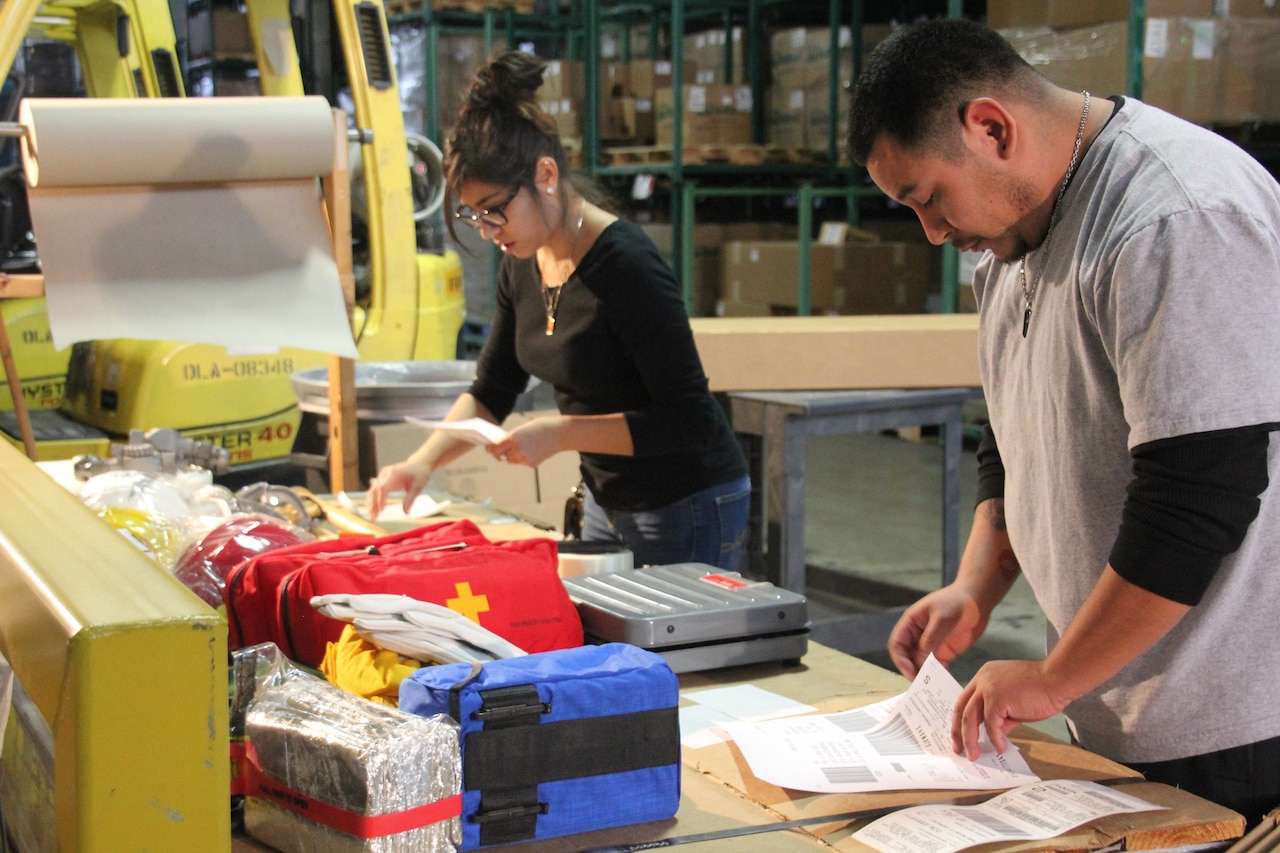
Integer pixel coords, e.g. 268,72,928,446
94,506,188,569
77,469,209,516
237,644,462,853
172,514,314,608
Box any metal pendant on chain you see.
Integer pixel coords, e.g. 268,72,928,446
542,201,586,336
1020,90,1090,338
543,284,562,335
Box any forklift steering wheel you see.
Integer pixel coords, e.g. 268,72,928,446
405,131,445,223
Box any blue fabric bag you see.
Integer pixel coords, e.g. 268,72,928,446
399,642,681,849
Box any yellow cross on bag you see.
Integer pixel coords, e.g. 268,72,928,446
447,581,490,624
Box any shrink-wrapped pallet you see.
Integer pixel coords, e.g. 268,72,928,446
241,652,461,853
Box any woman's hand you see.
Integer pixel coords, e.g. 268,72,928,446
365,459,433,520
487,416,565,467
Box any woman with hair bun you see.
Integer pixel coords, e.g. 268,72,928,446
367,50,750,571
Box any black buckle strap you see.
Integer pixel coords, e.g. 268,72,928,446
463,683,679,846
473,683,550,725
464,707,679,790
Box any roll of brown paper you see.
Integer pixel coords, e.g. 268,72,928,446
19,96,358,358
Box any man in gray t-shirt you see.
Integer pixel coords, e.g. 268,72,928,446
848,18,1280,825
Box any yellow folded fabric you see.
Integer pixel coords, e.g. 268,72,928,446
320,624,423,707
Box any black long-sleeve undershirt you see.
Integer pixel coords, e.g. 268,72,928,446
975,422,1272,605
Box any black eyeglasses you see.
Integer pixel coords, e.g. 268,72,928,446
455,185,522,229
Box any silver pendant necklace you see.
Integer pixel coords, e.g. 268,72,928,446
542,202,586,336
1020,91,1091,338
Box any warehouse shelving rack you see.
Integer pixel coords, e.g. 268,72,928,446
388,1,1253,318
585,0,873,314
387,1,582,146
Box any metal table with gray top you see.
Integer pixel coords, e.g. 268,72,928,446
728,387,983,656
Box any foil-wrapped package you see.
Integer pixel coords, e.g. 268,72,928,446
242,657,461,853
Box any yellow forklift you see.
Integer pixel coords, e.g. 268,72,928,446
0,0,465,470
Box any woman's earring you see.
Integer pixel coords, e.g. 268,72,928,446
547,186,554,194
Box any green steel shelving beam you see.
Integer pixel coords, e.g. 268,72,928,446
1127,0,1145,99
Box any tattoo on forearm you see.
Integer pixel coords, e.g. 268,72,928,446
987,498,1008,532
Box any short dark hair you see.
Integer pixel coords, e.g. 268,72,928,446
847,18,1042,166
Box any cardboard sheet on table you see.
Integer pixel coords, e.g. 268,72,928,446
686,694,1243,851
685,696,1140,839
19,96,358,358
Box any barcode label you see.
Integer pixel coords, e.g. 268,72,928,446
999,804,1059,831
820,765,877,784
828,709,881,734
966,811,1025,837
863,716,926,757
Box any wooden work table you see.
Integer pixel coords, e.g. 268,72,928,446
233,643,1241,853
232,497,1243,852
14,464,1239,853
489,643,1243,852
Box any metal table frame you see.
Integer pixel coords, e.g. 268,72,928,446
729,388,982,653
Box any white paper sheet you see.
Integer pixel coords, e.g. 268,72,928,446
679,685,819,748
407,417,510,446
684,684,818,722
337,491,450,522
720,655,1038,793
853,779,1165,853
19,97,358,358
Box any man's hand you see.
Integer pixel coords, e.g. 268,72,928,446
888,586,988,680
952,659,1073,759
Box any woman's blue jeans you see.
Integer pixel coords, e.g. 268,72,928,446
581,475,751,572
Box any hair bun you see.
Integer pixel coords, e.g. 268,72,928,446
469,50,546,112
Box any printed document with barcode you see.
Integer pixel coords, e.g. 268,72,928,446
718,654,1038,793
853,779,1164,853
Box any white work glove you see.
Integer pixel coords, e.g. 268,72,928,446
312,592,527,664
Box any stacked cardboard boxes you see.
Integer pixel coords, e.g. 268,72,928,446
654,84,753,147
598,59,696,145
765,25,893,155
718,231,941,318
993,0,1280,125
433,35,505,141
682,27,747,85
537,59,585,144
639,221,797,317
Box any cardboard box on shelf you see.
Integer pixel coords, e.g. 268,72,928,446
708,85,753,145
767,87,808,146
655,84,751,146
539,97,581,141
538,59,584,101
628,59,697,100
715,299,773,317
1143,17,1222,125
1216,0,1280,16
988,0,1213,28
683,27,745,84
1217,17,1280,121
1008,16,1280,125
1001,22,1129,102
721,240,939,315
770,27,809,68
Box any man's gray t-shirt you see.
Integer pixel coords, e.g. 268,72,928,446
973,98,1280,763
